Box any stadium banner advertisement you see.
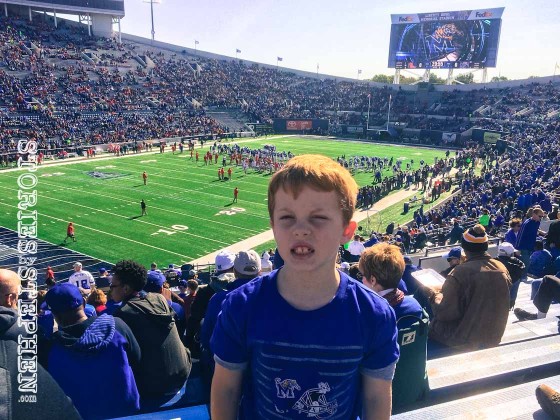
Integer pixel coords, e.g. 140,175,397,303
286,120,312,131
346,125,365,134
246,123,273,134
272,119,328,133
388,8,504,70
442,132,457,143
471,128,505,144
420,130,445,143
402,128,421,136
483,131,501,144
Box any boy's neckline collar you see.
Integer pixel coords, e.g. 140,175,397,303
272,268,347,312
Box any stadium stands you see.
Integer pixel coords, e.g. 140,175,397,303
2,13,559,165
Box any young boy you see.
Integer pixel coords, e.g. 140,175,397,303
211,155,399,419
358,243,423,329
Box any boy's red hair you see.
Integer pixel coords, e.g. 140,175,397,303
268,154,358,225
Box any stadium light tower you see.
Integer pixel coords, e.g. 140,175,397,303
143,0,161,42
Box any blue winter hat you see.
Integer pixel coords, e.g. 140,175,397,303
46,283,84,314
144,270,166,292
443,246,463,260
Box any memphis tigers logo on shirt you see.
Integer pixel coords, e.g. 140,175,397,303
273,378,338,418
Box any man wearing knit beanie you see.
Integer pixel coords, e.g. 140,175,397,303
421,224,512,351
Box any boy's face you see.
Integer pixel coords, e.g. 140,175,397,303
271,186,355,274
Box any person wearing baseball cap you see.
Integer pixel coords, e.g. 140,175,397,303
0,293,81,420
233,250,262,282
200,250,262,393
144,271,186,336
421,225,512,351
439,246,463,277
214,249,236,273
496,242,525,308
68,262,95,295
187,249,236,358
178,280,189,299
143,270,166,293
96,267,112,289
45,283,141,419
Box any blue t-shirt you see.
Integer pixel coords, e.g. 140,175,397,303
211,270,399,419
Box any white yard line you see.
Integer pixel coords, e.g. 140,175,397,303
31,178,266,233
0,184,230,246
0,201,195,260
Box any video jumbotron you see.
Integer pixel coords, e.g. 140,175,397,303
394,20,493,69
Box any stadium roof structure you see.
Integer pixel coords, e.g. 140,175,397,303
2,0,125,38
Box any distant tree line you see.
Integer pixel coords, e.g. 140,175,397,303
370,73,510,85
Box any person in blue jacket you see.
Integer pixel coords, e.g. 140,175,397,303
516,208,546,277
45,283,141,419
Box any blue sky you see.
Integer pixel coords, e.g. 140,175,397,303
115,0,559,81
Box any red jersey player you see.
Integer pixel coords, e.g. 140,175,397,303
64,222,76,243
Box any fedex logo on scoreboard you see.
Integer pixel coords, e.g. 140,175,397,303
475,11,493,18
468,7,504,20
286,120,312,131
391,14,420,24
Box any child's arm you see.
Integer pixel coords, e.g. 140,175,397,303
210,364,243,420
361,375,392,420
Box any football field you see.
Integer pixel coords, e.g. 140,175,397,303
0,137,446,266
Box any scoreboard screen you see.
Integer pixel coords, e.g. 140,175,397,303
388,8,503,70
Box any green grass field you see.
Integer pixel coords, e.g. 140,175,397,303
0,136,446,266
